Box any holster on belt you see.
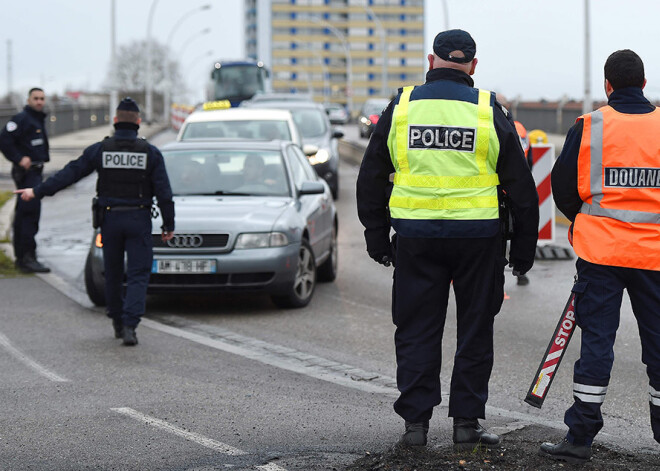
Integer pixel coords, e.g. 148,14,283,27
92,197,105,229
11,164,26,184
11,162,44,184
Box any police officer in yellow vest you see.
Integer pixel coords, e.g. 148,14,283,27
356,29,539,448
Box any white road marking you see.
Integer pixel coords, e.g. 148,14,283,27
0,331,70,382
256,463,288,471
111,407,247,456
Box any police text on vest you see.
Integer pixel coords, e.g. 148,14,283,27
604,167,660,188
408,125,476,152
102,152,147,170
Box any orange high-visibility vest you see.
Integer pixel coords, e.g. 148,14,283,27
574,105,660,270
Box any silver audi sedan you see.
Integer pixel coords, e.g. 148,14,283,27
84,139,338,309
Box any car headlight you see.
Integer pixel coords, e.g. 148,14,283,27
235,232,289,249
308,148,330,165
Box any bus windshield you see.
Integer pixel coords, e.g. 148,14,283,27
213,64,267,102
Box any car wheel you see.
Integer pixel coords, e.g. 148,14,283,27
271,239,316,308
84,252,106,306
331,179,339,200
317,222,337,282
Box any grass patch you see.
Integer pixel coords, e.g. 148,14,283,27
0,190,23,277
0,190,12,208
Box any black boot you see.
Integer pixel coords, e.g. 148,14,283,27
112,319,123,339
396,421,429,447
539,438,591,463
16,254,51,273
453,418,500,450
122,326,138,346
516,274,529,286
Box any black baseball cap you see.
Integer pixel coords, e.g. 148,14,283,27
433,29,476,64
117,97,140,113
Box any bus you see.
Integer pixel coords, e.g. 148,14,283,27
206,60,270,107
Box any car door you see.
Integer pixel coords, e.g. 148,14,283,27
285,144,332,258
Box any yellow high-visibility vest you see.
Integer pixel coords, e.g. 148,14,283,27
387,86,500,221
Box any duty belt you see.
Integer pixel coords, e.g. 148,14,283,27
105,205,148,212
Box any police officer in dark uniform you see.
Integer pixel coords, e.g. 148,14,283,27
15,98,175,346
0,87,51,273
356,30,539,448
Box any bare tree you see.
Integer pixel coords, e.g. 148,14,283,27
103,39,184,95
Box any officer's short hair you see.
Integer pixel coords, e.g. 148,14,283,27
604,49,645,90
28,87,44,97
116,110,140,124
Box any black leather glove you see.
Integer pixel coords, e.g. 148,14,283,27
372,253,394,267
509,259,533,276
365,228,395,267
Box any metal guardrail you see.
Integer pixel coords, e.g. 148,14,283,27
0,103,110,138
337,139,366,167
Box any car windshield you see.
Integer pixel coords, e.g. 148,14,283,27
290,109,328,138
163,149,290,197
181,120,292,141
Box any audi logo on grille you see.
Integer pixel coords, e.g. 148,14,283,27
167,234,203,248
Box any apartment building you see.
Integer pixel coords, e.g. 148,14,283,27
245,0,425,113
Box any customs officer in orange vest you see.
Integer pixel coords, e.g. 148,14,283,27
542,49,660,463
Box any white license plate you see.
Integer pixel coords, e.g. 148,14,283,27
152,259,216,274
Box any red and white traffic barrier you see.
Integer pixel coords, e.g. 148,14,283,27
170,104,195,131
531,144,555,244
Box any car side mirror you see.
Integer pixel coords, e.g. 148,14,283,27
299,181,325,195
332,128,344,139
302,144,319,156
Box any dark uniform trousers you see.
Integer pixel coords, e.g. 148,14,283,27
565,258,660,446
13,167,43,260
392,234,505,423
101,208,153,328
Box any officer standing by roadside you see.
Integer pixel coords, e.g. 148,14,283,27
356,29,539,448
15,98,175,346
0,88,51,273
540,50,660,463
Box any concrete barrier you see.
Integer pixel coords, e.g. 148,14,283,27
338,139,366,167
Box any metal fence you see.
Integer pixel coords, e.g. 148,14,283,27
0,103,111,137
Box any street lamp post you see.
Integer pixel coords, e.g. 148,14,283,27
164,4,212,124
177,28,211,60
109,0,118,127
363,5,387,97
145,0,160,124
309,17,353,115
583,0,592,114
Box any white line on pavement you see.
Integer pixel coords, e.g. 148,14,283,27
0,331,70,382
256,463,288,471
111,407,247,456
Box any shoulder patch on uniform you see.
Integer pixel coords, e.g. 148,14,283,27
6,121,17,132
499,104,509,117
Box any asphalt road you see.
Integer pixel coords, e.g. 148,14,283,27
1,126,657,470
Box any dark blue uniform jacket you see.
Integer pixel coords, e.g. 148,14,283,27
356,67,539,267
0,106,50,164
32,124,175,231
551,87,655,223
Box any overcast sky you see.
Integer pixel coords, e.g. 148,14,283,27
2,0,660,104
